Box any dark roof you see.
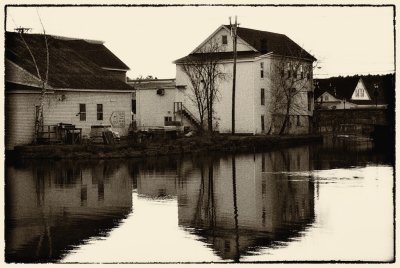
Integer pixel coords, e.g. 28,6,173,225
174,51,260,64
175,25,316,64
224,25,316,61
314,74,395,105
5,32,132,90
58,38,129,70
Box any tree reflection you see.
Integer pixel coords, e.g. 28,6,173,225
177,147,315,261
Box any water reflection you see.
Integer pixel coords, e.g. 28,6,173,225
5,137,393,263
177,147,315,261
5,160,133,263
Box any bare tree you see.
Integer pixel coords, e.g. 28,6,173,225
267,52,315,135
180,39,228,133
13,10,50,143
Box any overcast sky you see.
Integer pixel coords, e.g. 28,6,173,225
5,5,395,79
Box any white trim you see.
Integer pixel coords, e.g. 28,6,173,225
52,88,135,93
318,91,341,102
129,86,177,91
102,67,130,71
254,52,274,60
5,59,53,88
351,78,371,101
267,52,315,63
52,35,104,44
6,90,55,94
190,25,225,54
6,80,52,90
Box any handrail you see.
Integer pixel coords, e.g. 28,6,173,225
181,104,201,125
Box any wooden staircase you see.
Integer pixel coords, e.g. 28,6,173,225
173,102,201,130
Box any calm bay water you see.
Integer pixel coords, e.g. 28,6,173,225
5,137,394,263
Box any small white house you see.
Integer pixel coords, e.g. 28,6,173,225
314,75,393,110
5,31,133,149
174,25,316,134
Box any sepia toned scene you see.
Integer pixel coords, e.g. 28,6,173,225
3,4,395,263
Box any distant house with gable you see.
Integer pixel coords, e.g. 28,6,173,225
5,31,134,149
314,74,395,110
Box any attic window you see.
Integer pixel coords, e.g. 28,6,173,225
356,88,364,97
222,35,228,45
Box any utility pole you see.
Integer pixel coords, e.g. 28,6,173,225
230,16,239,134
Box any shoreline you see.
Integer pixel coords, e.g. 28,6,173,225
8,134,323,160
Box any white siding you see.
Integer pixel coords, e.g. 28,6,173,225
5,91,132,149
194,27,255,53
176,60,256,134
135,88,181,128
5,93,41,150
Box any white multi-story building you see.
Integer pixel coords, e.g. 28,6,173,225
174,25,316,134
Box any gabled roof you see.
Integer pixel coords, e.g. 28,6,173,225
175,25,316,64
224,25,316,61
314,74,395,105
5,31,131,90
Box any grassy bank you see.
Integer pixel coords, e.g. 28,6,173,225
9,134,322,159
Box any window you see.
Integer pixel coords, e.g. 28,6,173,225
261,88,265,105
324,95,329,101
297,115,301,126
132,99,136,114
307,92,313,111
293,67,297,79
79,104,86,121
300,65,304,79
164,116,172,125
307,72,311,80
97,104,103,121
287,63,291,78
224,240,230,252
260,62,264,78
222,35,228,45
261,115,265,132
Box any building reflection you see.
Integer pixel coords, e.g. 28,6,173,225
5,160,133,263
133,148,315,261
177,147,315,261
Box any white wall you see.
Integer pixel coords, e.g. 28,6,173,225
193,26,255,53
135,88,183,128
5,90,133,149
176,60,256,134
